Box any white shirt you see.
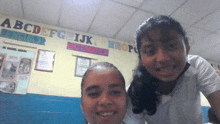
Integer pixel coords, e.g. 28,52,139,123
123,55,220,124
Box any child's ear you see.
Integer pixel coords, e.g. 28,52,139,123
186,45,190,54
184,38,190,54
80,104,84,113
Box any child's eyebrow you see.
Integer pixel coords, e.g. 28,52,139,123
86,85,100,92
168,36,178,40
141,44,154,49
109,83,123,88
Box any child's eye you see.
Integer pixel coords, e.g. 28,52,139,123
88,92,100,98
167,43,178,50
110,90,121,96
141,49,156,56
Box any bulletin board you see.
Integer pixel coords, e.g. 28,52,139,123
0,46,35,95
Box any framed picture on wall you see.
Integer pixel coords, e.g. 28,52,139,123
75,56,91,77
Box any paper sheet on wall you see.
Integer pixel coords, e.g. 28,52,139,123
35,50,55,72
75,57,91,77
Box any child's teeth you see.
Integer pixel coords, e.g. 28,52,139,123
162,67,172,71
100,112,113,116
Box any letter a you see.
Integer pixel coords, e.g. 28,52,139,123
1,18,11,28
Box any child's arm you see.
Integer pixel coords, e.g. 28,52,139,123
207,90,220,122
188,55,220,121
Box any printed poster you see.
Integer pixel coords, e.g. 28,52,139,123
0,47,34,95
75,57,91,77
35,49,55,72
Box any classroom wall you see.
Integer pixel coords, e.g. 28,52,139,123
0,93,85,124
0,14,138,123
0,14,138,97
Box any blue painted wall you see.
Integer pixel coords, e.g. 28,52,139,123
0,93,211,124
202,106,210,123
0,93,86,124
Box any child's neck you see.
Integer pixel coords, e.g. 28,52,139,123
157,81,177,95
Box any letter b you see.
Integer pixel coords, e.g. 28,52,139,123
13,20,23,29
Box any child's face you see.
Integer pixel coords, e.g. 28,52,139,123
81,68,127,124
140,29,189,82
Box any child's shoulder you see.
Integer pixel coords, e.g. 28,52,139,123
187,55,214,75
187,54,202,61
187,54,208,66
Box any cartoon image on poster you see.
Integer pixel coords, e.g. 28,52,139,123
0,47,34,95
19,58,31,74
0,55,4,70
2,62,17,79
0,81,16,93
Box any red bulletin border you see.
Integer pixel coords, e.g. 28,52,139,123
35,49,55,72
67,42,109,56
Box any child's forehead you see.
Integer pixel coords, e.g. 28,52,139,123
85,82,124,92
147,28,179,37
92,67,114,74
142,29,181,43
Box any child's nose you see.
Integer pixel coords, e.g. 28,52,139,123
99,94,113,108
156,48,171,62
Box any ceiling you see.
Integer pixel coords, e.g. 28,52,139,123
1,0,220,63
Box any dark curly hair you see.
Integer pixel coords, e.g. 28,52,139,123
128,15,190,115
128,63,159,115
